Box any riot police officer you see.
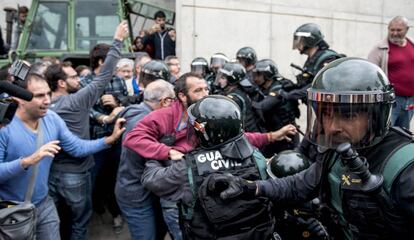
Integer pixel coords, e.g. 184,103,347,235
132,60,171,103
214,62,262,132
267,151,329,240
190,57,209,78
236,47,264,101
214,58,414,239
141,95,277,240
205,53,229,94
140,60,171,87
252,59,300,156
236,46,257,82
279,23,344,102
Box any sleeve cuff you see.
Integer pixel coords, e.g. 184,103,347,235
17,157,30,172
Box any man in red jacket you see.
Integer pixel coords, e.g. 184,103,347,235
123,72,297,161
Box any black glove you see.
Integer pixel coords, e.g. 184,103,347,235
208,173,257,200
277,89,289,100
304,218,329,239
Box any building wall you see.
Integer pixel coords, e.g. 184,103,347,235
176,0,414,78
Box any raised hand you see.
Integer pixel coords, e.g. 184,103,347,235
21,140,61,168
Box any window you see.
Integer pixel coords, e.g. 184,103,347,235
75,0,119,50
28,2,68,50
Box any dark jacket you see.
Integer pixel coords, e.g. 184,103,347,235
258,128,414,239
115,102,154,207
142,30,175,60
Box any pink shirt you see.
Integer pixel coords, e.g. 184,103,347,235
388,40,414,96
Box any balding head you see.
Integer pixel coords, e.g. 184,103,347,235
143,79,175,109
388,16,409,46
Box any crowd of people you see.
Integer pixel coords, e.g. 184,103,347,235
0,8,413,240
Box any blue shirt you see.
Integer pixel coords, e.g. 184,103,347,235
0,110,109,204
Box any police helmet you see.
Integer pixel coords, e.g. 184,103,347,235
139,60,171,87
188,95,242,148
215,62,246,87
210,53,229,74
267,150,310,178
293,23,325,50
253,59,281,81
306,57,395,149
236,47,257,66
191,57,209,77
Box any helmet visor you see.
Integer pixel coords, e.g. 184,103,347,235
293,31,311,50
306,100,389,149
211,57,227,69
191,65,207,77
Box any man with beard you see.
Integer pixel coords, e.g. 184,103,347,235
44,21,128,239
116,58,135,96
123,72,291,162
212,58,414,240
368,16,414,130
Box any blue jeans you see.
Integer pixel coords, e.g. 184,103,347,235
117,200,156,240
48,170,92,240
161,200,182,240
35,196,61,240
391,96,414,130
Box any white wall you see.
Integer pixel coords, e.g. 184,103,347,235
176,0,414,79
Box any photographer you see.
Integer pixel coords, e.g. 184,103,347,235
142,11,176,60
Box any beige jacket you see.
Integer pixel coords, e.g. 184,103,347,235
367,37,414,75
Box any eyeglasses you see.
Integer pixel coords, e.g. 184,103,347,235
160,97,175,103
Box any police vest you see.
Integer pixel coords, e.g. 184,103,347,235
266,81,300,130
228,89,262,133
325,128,414,239
303,49,344,82
180,147,274,240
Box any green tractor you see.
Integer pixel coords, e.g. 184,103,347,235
0,0,175,68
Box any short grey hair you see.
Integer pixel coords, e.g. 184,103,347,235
389,16,409,28
116,58,134,70
143,79,175,103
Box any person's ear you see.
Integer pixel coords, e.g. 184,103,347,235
57,79,66,88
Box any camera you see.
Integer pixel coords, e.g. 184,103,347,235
0,60,32,125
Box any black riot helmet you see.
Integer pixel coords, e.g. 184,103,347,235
306,57,395,149
139,60,171,88
267,150,310,178
188,95,243,148
215,62,246,88
293,23,328,53
191,57,209,77
210,53,229,74
236,47,257,67
253,59,281,82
